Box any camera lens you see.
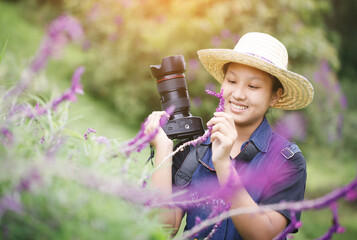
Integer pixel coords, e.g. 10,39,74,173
150,55,191,119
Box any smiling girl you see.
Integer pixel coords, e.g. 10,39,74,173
146,32,314,240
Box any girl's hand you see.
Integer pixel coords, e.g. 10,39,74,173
206,112,237,167
144,111,173,149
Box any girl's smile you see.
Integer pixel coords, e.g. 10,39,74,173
221,63,282,129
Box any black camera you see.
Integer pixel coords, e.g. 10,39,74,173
150,55,205,140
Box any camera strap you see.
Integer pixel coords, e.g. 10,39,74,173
174,143,210,188
174,140,260,188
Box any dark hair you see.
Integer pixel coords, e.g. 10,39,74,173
222,62,284,94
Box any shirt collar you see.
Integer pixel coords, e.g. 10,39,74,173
200,117,273,171
242,117,272,153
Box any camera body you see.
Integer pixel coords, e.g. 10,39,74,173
150,55,205,140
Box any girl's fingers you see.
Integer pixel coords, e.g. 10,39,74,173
145,111,166,134
211,122,231,137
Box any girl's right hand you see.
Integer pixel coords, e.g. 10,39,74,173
144,111,173,149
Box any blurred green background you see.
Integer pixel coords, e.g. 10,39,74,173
0,0,356,239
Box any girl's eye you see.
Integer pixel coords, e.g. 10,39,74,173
249,85,259,89
228,80,236,84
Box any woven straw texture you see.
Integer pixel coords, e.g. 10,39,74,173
197,33,314,110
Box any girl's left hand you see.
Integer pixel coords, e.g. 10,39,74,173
206,112,237,167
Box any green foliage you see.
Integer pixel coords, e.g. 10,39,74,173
59,0,338,128
0,39,8,64
0,91,169,240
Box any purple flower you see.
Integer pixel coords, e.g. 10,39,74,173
231,33,240,43
346,189,357,201
175,89,224,147
205,83,217,92
122,105,175,156
211,35,221,47
220,29,231,39
84,128,97,140
0,194,23,218
1,127,14,146
30,15,84,73
273,112,307,142
51,66,85,110
114,16,124,26
340,94,348,109
95,136,111,147
35,102,47,115
188,58,199,71
193,97,202,108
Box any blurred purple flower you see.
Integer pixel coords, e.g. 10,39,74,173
82,40,92,51
84,128,97,140
122,105,175,156
220,29,231,39
193,97,202,108
155,15,166,23
211,35,221,47
40,137,45,144
315,203,345,240
95,136,111,147
1,127,14,146
273,112,307,142
35,102,47,115
30,15,84,73
114,16,124,26
345,189,357,201
17,169,42,192
120,0,133,8
231,33,240,43
108,33,119,42
313,60,330,89
340,94,348,109
88,4,101,21
180,89,224,147
205,83,217,92
188,58,199,71
51,66,85,110
275,212,301,240
0,194,23,218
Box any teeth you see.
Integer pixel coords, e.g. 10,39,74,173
231,103,248,110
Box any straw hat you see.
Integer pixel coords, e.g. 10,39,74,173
197,32,314,110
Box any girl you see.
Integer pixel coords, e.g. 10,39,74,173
145,32,314,239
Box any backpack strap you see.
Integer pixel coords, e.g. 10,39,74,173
236,140,260,162
174,140,260,188
174,144,210,188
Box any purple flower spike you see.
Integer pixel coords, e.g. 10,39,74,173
205,89,225,112
160,105,175,126
315,202,346,240
71,66,85,95
51,66,85,111
180,89,224,148
30,15,84,73
195,216,202,225
1,127,14,145
84,128,97,140
35,102,47,115
122,106,175,156
346,189,357,201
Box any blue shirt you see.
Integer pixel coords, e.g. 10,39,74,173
174,117,306,240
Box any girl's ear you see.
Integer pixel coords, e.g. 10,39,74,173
270,88,283,107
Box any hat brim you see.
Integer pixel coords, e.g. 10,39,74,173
197,49,314,110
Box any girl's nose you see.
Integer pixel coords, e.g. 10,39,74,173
232,85,246,100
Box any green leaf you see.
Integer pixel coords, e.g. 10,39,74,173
0,38,8,64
